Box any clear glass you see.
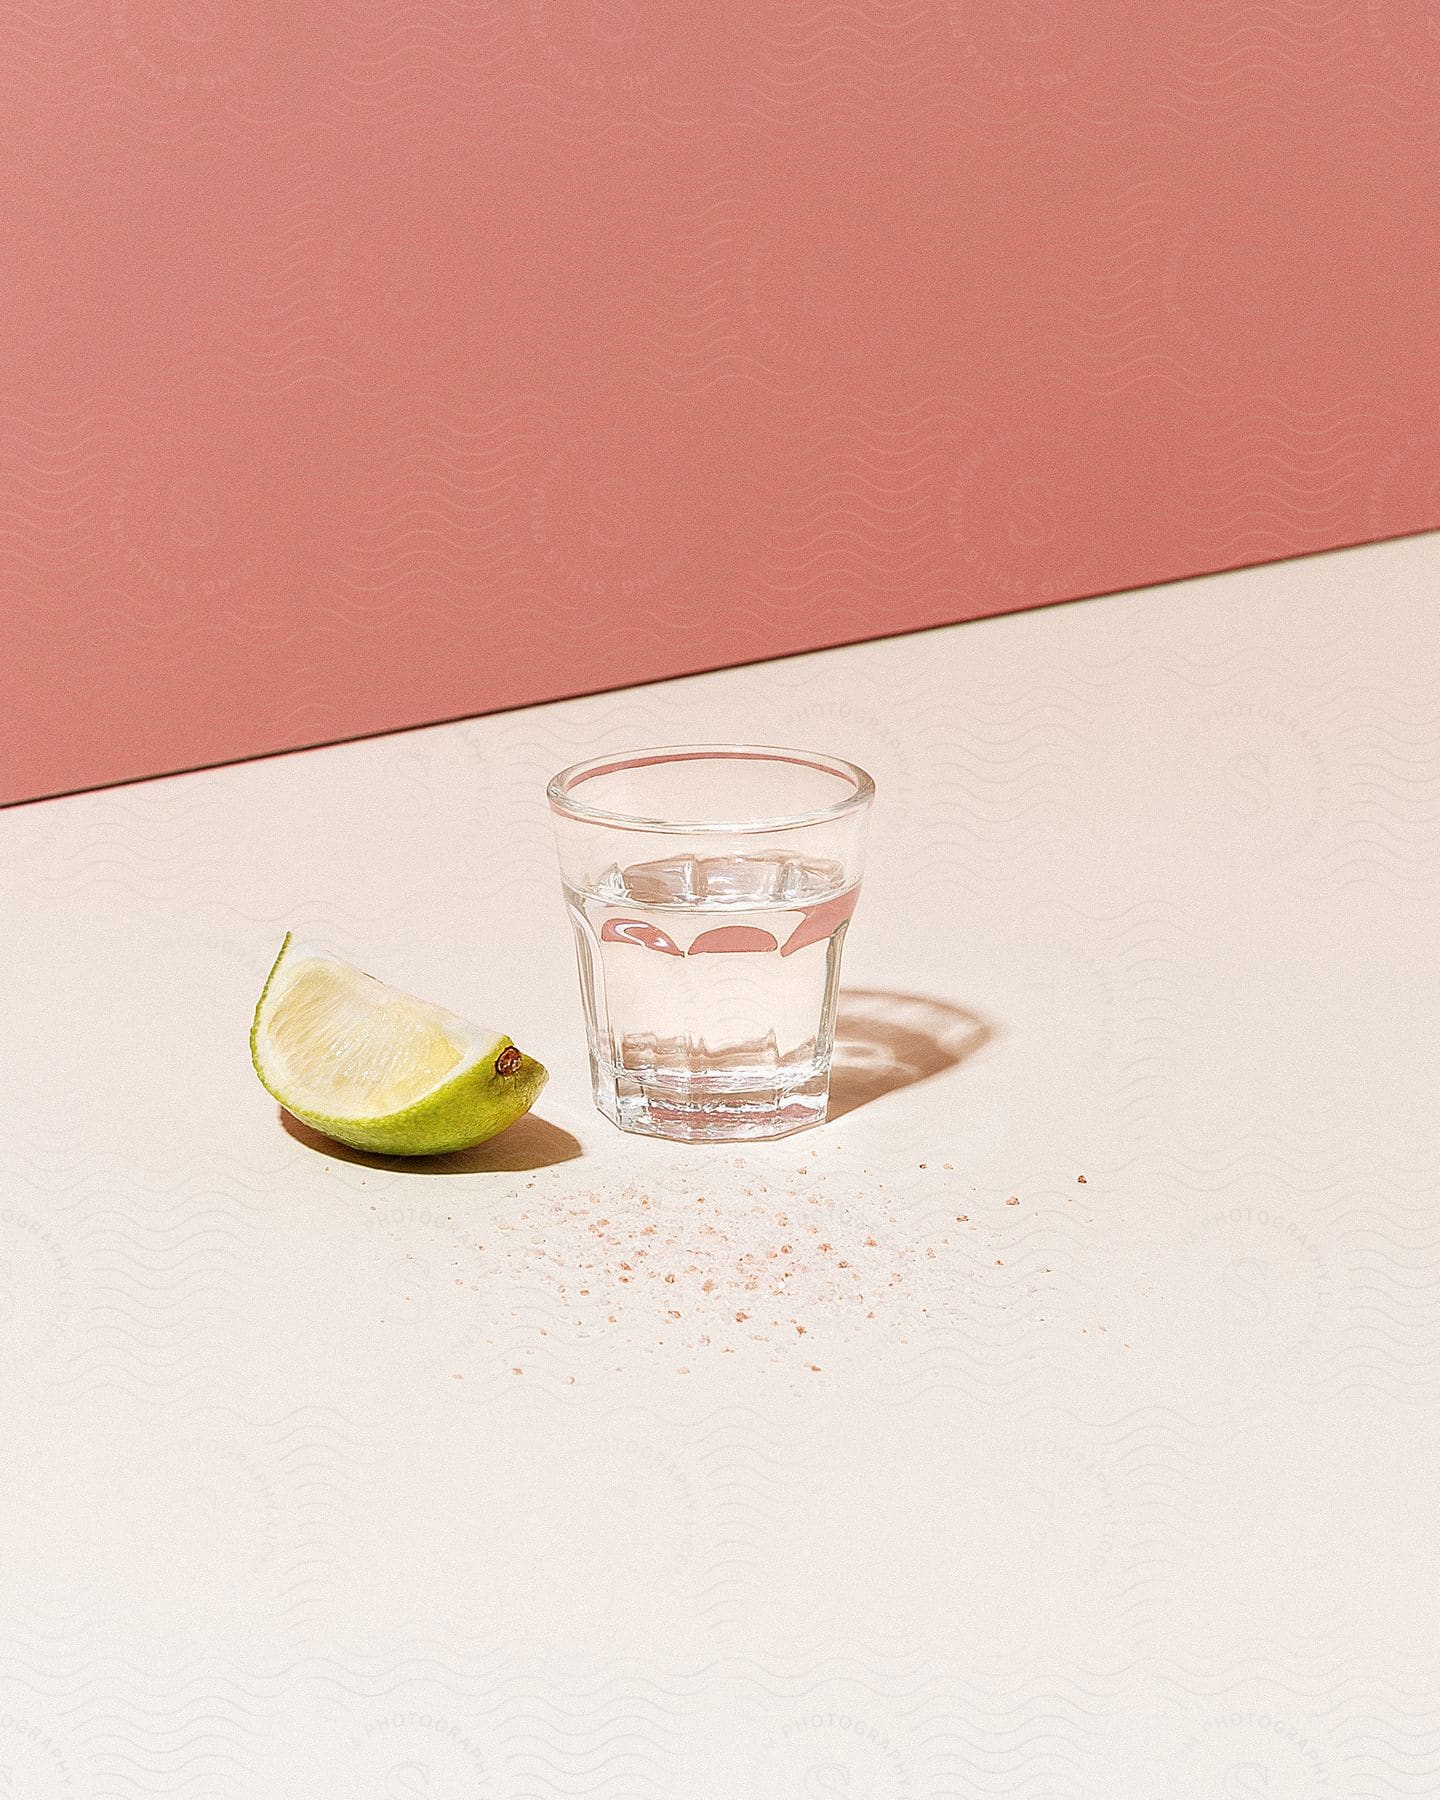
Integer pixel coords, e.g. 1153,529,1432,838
548,744,875,1142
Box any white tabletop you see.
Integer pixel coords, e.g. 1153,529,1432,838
4,535,1437,1796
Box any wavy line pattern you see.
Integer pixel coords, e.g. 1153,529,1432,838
931,1,1137,145
1327,683,1440,893
1158,0,1358,120
310,0,520,123
0,1640,1433,1794
0,403,117,626
0,1165,269,1401
225,0,709,148
1042,177,1206,394
452,1402,786,1638
736,0,940,127
1181,395,1395,566
0,0,104,116
752,398,968,631
1152,0,1440,137
299,392,741,661
327,397,545,624
19,784,233,907
624,179,815,396
216,161,351,396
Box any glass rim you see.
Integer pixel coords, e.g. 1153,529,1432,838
547,742,876,835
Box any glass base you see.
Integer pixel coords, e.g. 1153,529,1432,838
592,1058,831,1142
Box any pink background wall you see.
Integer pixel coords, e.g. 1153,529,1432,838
4,4,1438,806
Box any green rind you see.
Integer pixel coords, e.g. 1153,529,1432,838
279,1047,548,1155
249,929,294,1073
250,933,549,1156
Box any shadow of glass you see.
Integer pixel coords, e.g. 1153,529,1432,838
278,1107,583,1173
828,988,995,1121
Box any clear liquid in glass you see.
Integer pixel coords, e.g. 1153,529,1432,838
563,851,859,1140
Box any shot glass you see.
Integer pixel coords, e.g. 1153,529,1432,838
548,744,874,1141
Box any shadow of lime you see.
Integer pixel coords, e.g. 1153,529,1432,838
278,1107,582,1173
828,988,995,1120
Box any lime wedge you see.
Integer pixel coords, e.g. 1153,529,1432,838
251,934,547,1156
